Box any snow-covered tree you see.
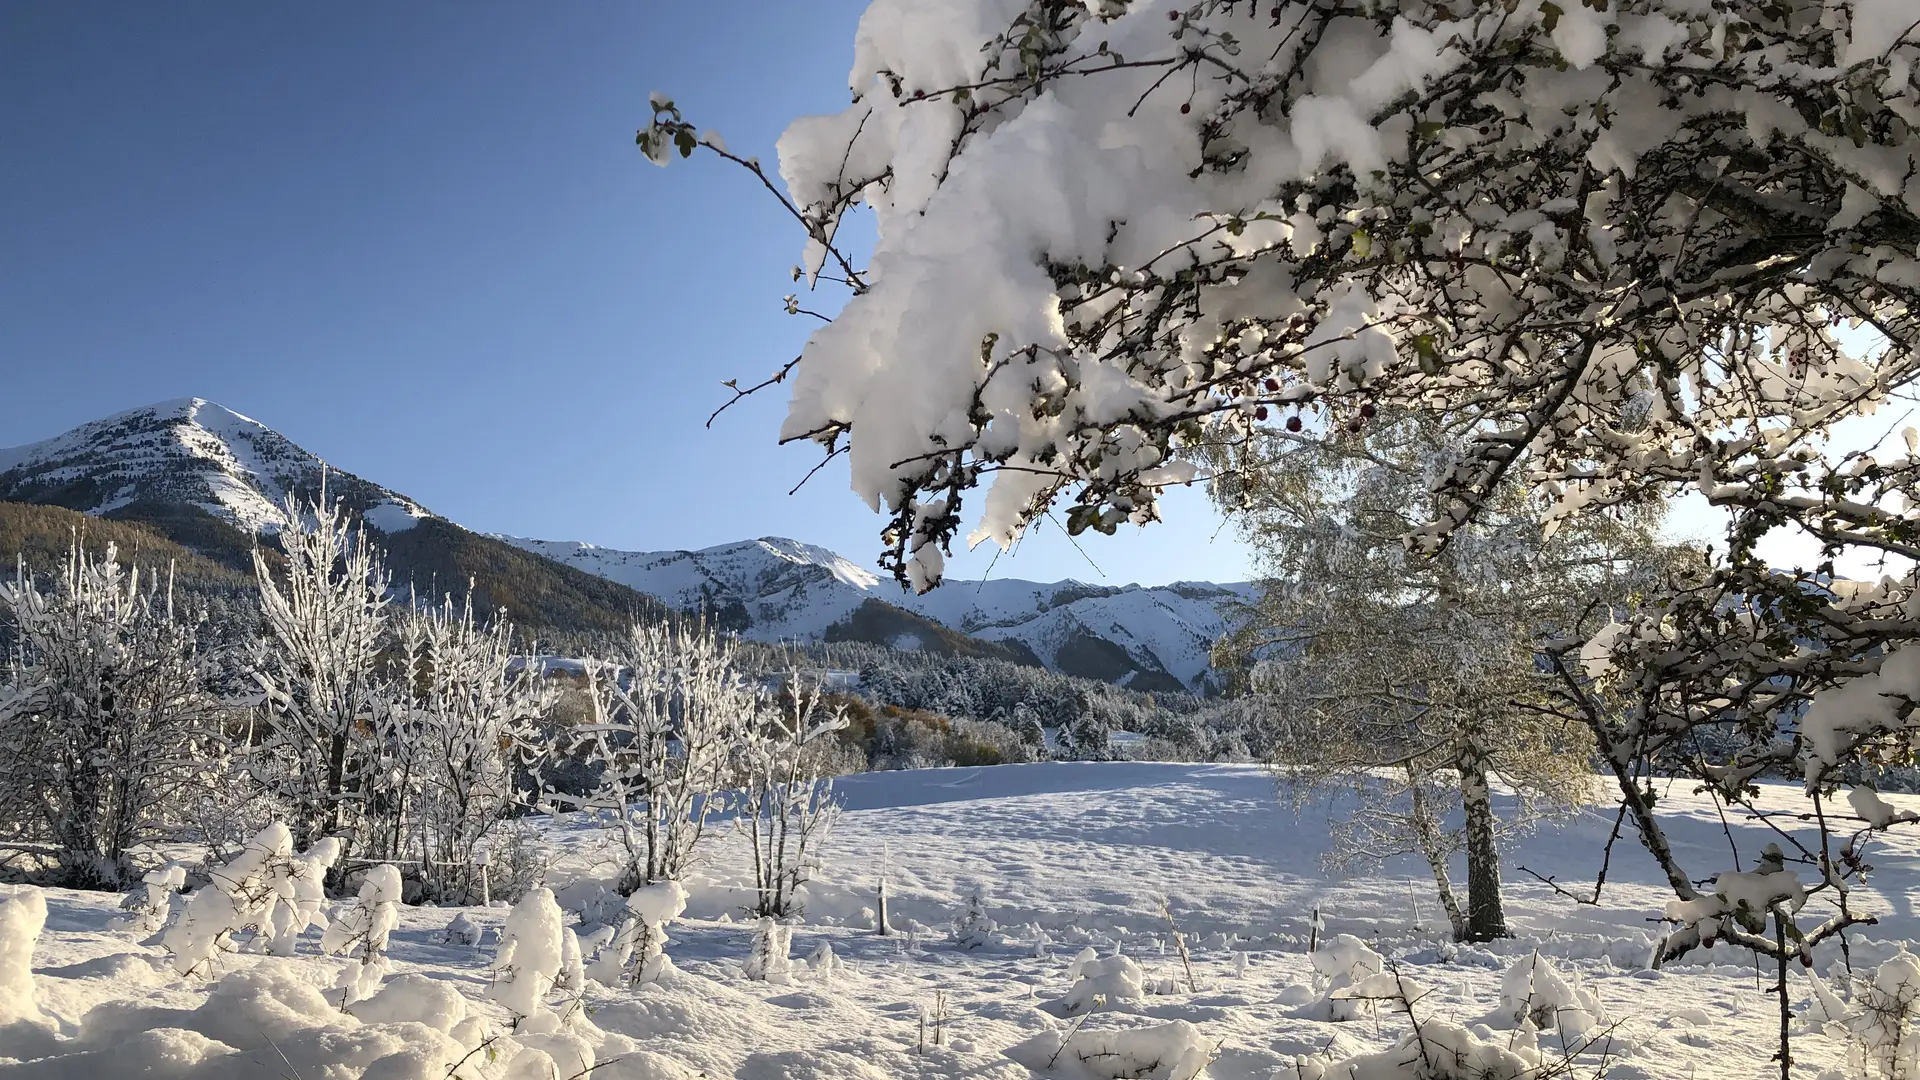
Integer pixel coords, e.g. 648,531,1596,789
490,886,567,1028
558,619,751,893
0,540,228,887
742,916,793,984
381,591,554,899
1209,411,1670,940
740,674,847,918
249,490,390,855
650,0,1920,981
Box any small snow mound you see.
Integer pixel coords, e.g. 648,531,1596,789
1059,954,1146,1013
348,973,468,1033
1007,1019,1213,1080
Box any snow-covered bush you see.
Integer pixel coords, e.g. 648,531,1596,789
587,879,688,988
114,863,186,935
249,489,392,855
383,592,554,901
949,884,995,950
1829,951,1920,1079
159,822,302,977
743,916,793,984
741,672,846,918
491,886,568,1027
1491,953,1606,1039
558,619,749,893
0,885,47,1027
1306,934,1424,1022
322,863,402,964
0,539,229,887
1299,1017,1542,1080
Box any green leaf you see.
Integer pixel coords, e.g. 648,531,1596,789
1350,228,1372,260
675,128,696,158
1540,1,1563,32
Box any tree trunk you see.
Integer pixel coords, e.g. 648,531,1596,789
1407,767,1468,940
1458,736,1510,942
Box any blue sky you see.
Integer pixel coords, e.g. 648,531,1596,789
0,2,1255,587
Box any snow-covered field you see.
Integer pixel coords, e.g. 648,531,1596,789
4,762,1915,1078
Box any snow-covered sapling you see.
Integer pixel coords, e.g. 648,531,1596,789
809,941,837,984
1492,953,1606,1039
115,864,187,936
160,823,298,977
743,917,793,984
588,879,691,988
490,886,567,1029
268,836,342,956
949,885,995,950
321,863,402,1007
321,863,402,964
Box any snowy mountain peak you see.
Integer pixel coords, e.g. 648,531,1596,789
497,533,1255,692
0,397,430,535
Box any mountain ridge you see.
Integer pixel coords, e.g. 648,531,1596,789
500,534,1255,692
1,399,1253,687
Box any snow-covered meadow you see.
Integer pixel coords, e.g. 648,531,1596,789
4,761,1914,1078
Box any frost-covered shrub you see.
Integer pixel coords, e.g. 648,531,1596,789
743,917,793,984
0,886,47,1027
491,886,567,1027
322,862,402,1007
114,864,186,935
949,884,995,950
1830,951,1920,1079
0,540,229,888
1491,953,1605,1039
268,836,341,956
488,816,553,903
1300,1017,1542,1080
159,823,299,977
587,879,688,988
741,673,846,918
1306,934,1423,1022
558,619,749,894
384,593,554,901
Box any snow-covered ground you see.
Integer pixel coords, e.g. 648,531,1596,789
4,762,1914,1078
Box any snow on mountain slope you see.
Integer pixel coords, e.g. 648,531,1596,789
0,398,429,535
502,534,1255,690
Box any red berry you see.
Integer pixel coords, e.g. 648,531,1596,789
1270,6,1282,17
1180,102,1191,114
1347,418,1362,432
913,89,925,99
1264,378,1279,392
1255,406,1269,421
1360,402,1376,419
1168,9,1180,19
1285,415,1302,432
